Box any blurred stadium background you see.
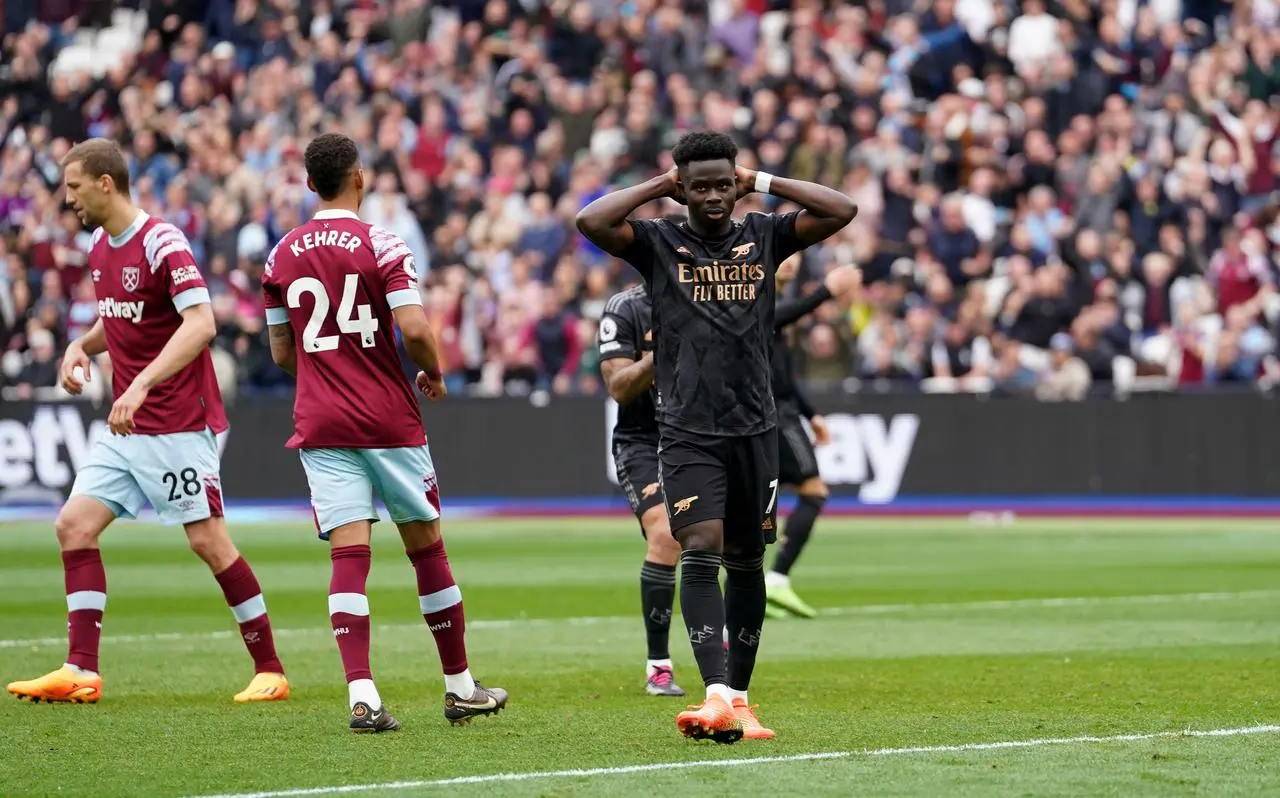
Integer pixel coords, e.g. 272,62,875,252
2,0,1280,515
2,2,1280,796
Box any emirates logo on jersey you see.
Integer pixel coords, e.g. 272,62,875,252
122,266,141,292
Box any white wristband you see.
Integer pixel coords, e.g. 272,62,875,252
754,171,774,195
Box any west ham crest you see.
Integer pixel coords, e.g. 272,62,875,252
122,266,140,292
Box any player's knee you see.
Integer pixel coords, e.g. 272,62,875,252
54,510,103,550
799,477,829,502
185,519,239,571
674,520,722,553
398,519,441,552
723,546,766,586
642,513,680,566
723,543,765,567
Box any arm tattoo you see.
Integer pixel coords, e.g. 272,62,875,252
268,324,295,349
268,324,297,375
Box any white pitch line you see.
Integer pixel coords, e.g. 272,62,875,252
188,724,1280,798
3,589,1277,650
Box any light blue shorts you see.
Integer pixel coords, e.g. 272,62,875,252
299,445,441,539
70,428,227,526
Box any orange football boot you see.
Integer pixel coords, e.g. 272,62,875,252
7,667,102,704
233,672,290,703
732,698,775,740
675,693,743,744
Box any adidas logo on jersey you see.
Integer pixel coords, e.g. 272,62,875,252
97,298,145,323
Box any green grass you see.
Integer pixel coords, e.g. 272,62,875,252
1,517,1278,797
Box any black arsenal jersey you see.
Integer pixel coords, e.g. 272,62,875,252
772,285,832,420
618,211,805,437
598,285,659,444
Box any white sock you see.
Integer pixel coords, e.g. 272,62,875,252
706,683,733,704
444,668,476,700
64,663,98,678
348,678,381,711
729,688,748,705
765,571,789,589
646,658,673,678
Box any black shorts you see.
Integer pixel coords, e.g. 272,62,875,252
658,425,780,546
778,410,821,485
614,437,665,529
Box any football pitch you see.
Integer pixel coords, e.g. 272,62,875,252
1,516,1278,797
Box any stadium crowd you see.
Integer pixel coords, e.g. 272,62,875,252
1,0,1279,403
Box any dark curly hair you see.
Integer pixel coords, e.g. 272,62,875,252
304,133,361,200
671,131,738,168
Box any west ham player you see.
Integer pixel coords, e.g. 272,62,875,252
262,133,507,732
598,285,686,698
578,132,856,742
767,257,861,619
6,139,288,705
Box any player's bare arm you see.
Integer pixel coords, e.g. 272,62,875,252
61,318,108,394
268,323,297,377
78,317,109,356
108,303,216,435
600,352,655,405
736,166,858,245
575,170,681,256
392,304,447,400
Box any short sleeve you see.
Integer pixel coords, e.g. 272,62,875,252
144,222,209,312
262,243,288,326
598,304,642,362
770,211,806,265
370,225,422,310
616,219,660,280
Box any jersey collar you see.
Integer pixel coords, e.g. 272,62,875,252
108,210,149,248
314,209,360,221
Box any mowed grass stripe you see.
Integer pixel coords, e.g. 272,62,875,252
4,588,1277,650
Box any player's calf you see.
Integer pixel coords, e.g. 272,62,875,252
328,538,385,725
724,548,767,697
62,546,108,673
767,481,826,619
639,506,685,697
8,497,114,703
402,521,509,724
186,517,241,573
186,518,288,697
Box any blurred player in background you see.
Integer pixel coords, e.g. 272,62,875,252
6,139,288,705
766,257,861,619
578,131,856,742
262,133,507,732
598,284,686,698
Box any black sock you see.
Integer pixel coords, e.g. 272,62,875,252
640,560,676,661
724,551,766,692
679,549,726,687
772,494,825,576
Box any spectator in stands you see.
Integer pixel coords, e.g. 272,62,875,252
2,0,1279,404
1035,332,1092,401
9,323,58,398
